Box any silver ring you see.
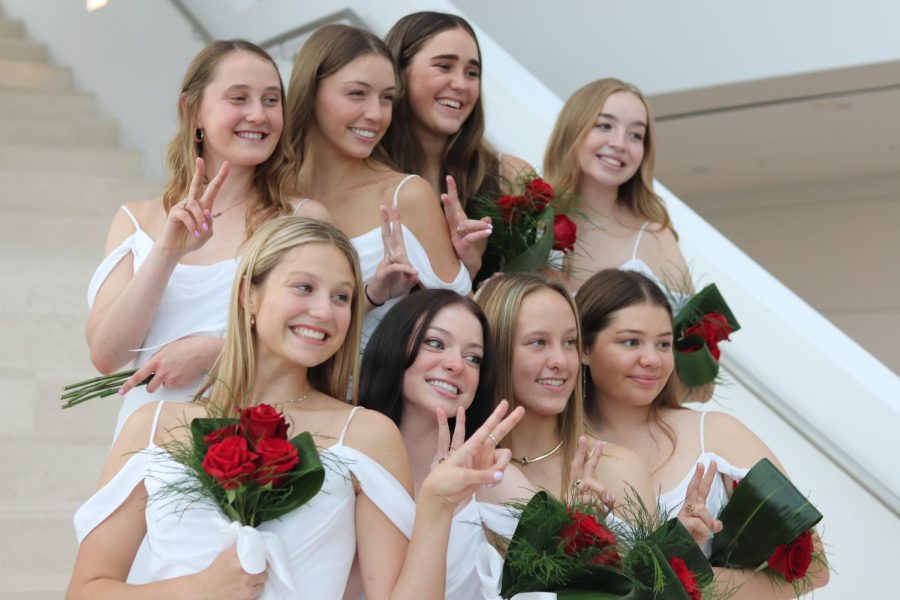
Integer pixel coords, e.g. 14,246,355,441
181,198,188,207
488,433,500,446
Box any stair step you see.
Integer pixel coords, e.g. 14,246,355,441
0,145,144,177
0,577,69,599
35,377,120,439
0,256,95,316
0,209,111,260
0,37,46,62
0,172,162,214
1,435,109,503
0,313,96,380
0,17,26,39
0,58,70,92
0,88,95,118
0,507,77,581
0,115,118,146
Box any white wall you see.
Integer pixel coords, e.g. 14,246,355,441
2,0,203,178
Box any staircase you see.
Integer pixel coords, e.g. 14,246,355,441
0,14,160,599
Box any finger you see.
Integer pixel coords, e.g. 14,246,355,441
683,462,704,501
690,504,717,531
390,205,406,250
183,197,207,234
200,160,230,212
467,399,509,446
570,436,588,481
696,461,718,503
118,362,155,396
436,407,451,459
441,193,460,227
145,371,165,394
485,405,525,447
188,157,205,207
450,406,466,452
175,209,201,239
584,440,604,479
379,205,392,246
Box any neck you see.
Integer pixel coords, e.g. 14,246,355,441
577,176,620,221
587,391,653,437
201,154,257,210
250,350,312,407
412,120,449,192
509,406,562,459
398,402,442,495
297,128,367,200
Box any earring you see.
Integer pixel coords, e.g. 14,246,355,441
194,128,204,143
581,364,589,400
250,315,256,328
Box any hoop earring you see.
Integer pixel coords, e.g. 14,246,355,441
194,128,204,143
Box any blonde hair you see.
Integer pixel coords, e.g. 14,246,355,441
475,273,583,497
284,24,397,171
162,40,295,237
543,78,674,235
195,217,363,415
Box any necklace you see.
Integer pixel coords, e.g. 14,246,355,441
211,199,245,219
511,439,563,465
288,387,313,404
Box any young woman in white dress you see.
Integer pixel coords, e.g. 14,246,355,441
381,12,534,278
87,40,328,439
357,289,533,599
575,269,829,597
284,24,470,349
68,217,523,600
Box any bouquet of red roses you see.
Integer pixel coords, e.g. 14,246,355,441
672,284,740,388
470,173,579,277
710,458,826,596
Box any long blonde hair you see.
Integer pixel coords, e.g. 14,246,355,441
475,273,583,496
163,40,295,237
195,217,363,415
543,78,674,234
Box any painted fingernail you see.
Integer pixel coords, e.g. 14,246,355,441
484,483,496,489
194,230,200,238
118,387,125,395
201,222,208,232
492,471,504,482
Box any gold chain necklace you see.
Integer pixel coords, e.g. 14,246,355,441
511,439,563,465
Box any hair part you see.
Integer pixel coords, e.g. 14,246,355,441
543,78,675,236
163,39,294,238
378,11,500,208
194,217,363,415
475,272,583,496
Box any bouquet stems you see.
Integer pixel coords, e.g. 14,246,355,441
61,369,151,409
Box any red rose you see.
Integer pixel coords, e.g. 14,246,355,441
203,423,243,445
254,437,300,487
552,214,577,253
202,436,259,490
682,312,733,360
732,478,742,491
668,556,701,600
559,509,621,567
523,177,554,213
768,530,814,583
241,404,289,442
497,195,523,224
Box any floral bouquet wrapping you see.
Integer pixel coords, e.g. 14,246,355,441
160,403,325,599
710,458,826,595
672,284,740,388
60,368,151,408
470,173,579,277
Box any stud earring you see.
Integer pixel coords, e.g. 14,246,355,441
250,315,256,327
194,128,204,143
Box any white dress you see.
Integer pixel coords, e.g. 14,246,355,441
656,411,750,557
351,175,472,350
87,205,237,441
74,403,414,599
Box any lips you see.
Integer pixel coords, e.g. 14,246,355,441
427,378,460,396
436,97,463,110
235,131,267,141
598,155,624,168
290,325,329,343
349,127,377,141
627,374,660,388
536,377,568,392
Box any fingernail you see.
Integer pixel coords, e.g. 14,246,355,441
194,230,200,238
484,483,495,489
492,471,504,482
201,222,208,232
118,387,125,395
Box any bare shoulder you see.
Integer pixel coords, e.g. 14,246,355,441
289,197,331,222
102,197,161,254
642,222,691,290
97,401,160,487
500,153,534,179
393,174,446,235
342,407,413,491
590,440,646,474
703,411,784,472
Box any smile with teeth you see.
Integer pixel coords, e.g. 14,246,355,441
536,377,566,387
349,127,376,139
436,98,462,110
599,156,623,167
428,379,460,395
291,325,327,342
235,131,266,140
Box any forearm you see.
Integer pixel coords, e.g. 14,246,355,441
69,572,204,600
388,496,454,600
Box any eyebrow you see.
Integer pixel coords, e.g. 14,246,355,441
616,328,673,336
286,271,354,287
431,53,481,68
343,80,398,92
598,112,647,128
224,84,281,93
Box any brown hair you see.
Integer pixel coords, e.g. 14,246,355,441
543,78,674,235
380,11,500,208
475,273,582,497
163,39,294,237
284,24,397,170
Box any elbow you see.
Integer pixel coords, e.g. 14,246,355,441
89,347,123,376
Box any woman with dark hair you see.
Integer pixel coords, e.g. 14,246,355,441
576,269,829,598
381,11,533,277
359,289,532,600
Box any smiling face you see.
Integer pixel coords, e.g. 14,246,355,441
312,53,397,159
194,51,283,168
577,91,647,192
401,304,484,418
584,301,674,408
510,289,579,417
404,27,481,141
247,243,355,372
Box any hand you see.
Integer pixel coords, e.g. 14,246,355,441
420,400,524,509
117,335,224,395
194,544,267,600
677,461,724,546
431,406,467,471
159,157,230,258
365,205,419,307
442,175,491,276
569,436,615,512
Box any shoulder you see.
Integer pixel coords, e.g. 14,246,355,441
500,154,534,180
702,411,783,471
590,440,647,478
342,407,413,488
103,198,162,252
640,222,691,289
392,174,445,229
97,401,160,486
288,197,331,222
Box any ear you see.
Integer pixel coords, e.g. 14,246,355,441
241,277,259,317
180,92,200,127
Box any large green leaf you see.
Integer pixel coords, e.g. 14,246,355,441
253,431,325,522
506,207,556,273
673,284,741,336
673,341,721,387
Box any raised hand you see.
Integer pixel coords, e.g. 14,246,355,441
159,157,230,258
117,335,225,396
442,175,491,276
365,205,419,307
677,461,724,546
420,400,524,509
431,406,468,471
569,436,615,512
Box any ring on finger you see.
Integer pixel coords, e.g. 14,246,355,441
488,433,500,446
456,225,466,237
684,503,695,514
575,479,583,487
181,198,188,207
385,249,396,263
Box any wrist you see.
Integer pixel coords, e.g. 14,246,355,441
364,283,386,307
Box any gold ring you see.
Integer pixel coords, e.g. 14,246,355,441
575,479,583,487
385,249,395,263
684,503,695,514
488,433,500,446
181,198,188,207
456,225,466,237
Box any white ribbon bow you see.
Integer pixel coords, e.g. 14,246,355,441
217,519,299,600
476,543,557,600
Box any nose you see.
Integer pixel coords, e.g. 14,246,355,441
442,351,465,374
638,345,662,369
245,99,267,124
545,342,567,370
307,291,334,322
363,96,386,122
449,68,466,91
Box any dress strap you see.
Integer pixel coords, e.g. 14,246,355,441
630,221,651,260
148,400,166,446
338,406,362,445
119,204,140,229
392,174,419,207
292,198,309,216
699,411,707,454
